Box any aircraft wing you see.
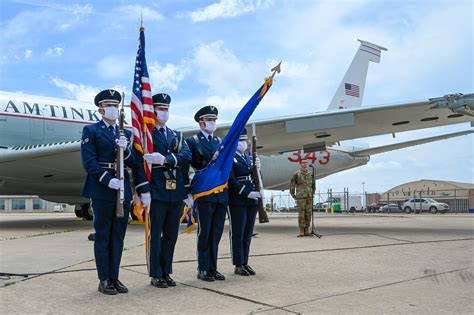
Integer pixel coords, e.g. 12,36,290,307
349,129,473,157
0,141,86,202
179,93,474,155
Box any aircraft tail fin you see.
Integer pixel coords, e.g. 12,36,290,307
327,40,387,110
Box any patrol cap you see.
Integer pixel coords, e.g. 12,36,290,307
94,89,121,107
194,105,218,122
152,93,171,108
239,128,248,140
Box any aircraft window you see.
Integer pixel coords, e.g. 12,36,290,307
12,199,26,210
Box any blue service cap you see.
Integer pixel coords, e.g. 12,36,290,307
152,93,171,108
194,105,218,122
240,128,248,140
94,89,121,107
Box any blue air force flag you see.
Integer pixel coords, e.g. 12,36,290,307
191,76,274,200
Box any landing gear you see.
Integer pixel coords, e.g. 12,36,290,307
74,203,93,220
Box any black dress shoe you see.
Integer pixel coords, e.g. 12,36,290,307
197,271,214,282
110,279,128,293
150,277,168,288
98,280,118,295
164,275,176,287
234,265,250,276
243,265,256,275
212,270,226,281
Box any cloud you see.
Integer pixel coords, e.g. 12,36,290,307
187,0,274,22
50,77,99,102
148,61,191,91
24,49,32,59
115,5,163,22
96,55,133,80
44,47,64,57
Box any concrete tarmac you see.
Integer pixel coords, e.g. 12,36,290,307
0,212,473,314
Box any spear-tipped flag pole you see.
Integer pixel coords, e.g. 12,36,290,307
130,25,154,272
182,62,281,232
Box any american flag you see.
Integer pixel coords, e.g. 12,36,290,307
130,27,155,180
345,83,360,98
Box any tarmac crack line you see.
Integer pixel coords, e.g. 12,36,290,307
122,267,297,314
258,267,474,313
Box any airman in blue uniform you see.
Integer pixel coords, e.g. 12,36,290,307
183,105,228,282
142,93,192,288
81,89,150,295
228,128,261,276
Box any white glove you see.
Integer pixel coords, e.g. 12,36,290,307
140,193,151,210
115,135,128,149
255,156,261,170
184,194,194,208
143,152,166,165
108,178,121,190
247,191,261,200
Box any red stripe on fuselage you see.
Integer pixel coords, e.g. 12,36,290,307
0,112,133,128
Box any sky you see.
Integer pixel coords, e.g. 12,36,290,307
0,0,472,194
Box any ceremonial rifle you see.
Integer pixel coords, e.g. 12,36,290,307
251,123,269,223
115,92,125,218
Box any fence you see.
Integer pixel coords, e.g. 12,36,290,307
268,188,473,213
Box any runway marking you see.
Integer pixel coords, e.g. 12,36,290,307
256,267,474,313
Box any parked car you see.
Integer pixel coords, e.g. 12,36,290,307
53,203,66,212
379,203,402,213
402,198,449,214
366,202,387,213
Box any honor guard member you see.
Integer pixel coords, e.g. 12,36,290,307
228,128,261,276
81,89,150,295
142,93,192,288
289,159,313,237
183,105,228,282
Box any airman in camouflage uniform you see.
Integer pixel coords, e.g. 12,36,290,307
289,160,313,237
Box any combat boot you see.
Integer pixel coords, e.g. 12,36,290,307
297,228,305,237
304,227,311,236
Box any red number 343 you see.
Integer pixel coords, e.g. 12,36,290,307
288,150,330,165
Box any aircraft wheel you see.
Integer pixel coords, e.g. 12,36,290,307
82,203,93,220
74,208,83,218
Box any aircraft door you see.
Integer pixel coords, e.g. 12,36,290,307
30,114,45,142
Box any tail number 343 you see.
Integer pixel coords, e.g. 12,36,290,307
288,150,330,165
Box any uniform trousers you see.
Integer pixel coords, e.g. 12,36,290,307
149,200,182,278
92,199,130,281
196,200,227,272
228,205,258,266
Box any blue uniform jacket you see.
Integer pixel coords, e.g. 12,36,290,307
81,120,150,202
183,131,228,204
228,153,258,206
149,127,191,202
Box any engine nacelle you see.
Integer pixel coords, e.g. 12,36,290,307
430,93,474,117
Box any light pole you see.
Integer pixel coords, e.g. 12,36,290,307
362,182,366,208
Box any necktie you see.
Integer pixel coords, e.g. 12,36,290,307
208,135,212,142
159,127,166,140
108,125,115,136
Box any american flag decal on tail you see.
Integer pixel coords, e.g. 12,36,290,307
345,83,360,98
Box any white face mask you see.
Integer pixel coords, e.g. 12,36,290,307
203,121,217,133
237,140,248,153
156,111,169,124
103,106,119,121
